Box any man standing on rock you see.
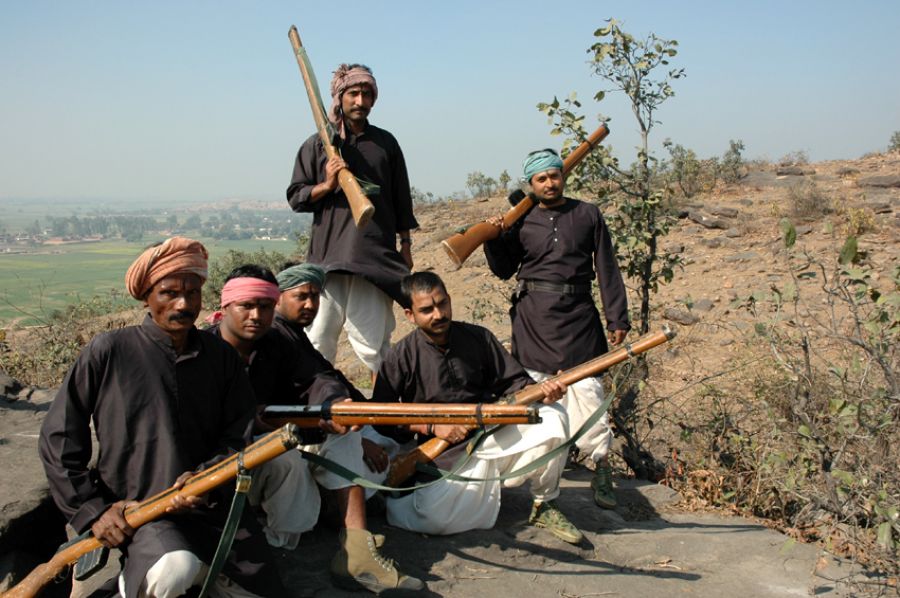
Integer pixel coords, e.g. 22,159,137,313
371,272,583,544
207,263,423,595
39,237,282,598
287,63,417,375
484,148,631,510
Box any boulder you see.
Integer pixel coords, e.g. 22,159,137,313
694,299,715,312
857,175,900,188
0,371,22,398
709,206,739,218
688,211,729,230
663,308,700,326
776,166,816,176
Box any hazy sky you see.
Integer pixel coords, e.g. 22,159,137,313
2,1,898,204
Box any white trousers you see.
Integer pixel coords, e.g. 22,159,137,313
123,550,261,598
248,430,372,549
305,273,395,373
384,404,569,536
528,370,612,462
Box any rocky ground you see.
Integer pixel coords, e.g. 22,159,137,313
1,154,898,596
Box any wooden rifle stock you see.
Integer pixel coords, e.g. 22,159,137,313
385,326,676,486
2,425,302,598
288,25,375,229
441,123,610,267
262,402,541,428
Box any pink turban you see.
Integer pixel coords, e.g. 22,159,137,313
329,63,378,139
125,237,208,300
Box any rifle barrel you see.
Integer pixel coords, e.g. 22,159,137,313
262,402,541,427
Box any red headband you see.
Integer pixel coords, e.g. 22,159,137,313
220,277,280,308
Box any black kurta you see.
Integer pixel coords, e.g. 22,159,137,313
286,124,418,305
372,321,533,444
484,197,630,373
272,313,365,405
38,316,274,597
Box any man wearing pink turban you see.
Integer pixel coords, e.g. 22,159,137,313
287,63,417,377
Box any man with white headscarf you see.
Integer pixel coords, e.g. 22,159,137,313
483,149,631,511
286,63,417,375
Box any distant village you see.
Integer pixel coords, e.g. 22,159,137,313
0,203,311,253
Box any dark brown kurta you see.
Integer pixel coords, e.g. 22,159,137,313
286,124,418,305
38,316,276,598
372,321,533,445
484,197,630,373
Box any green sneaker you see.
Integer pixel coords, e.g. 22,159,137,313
529,501,584,544
591,464,617,509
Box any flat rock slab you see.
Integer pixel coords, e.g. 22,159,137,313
273,473,857,597
0,399,53,542
858,175,900,188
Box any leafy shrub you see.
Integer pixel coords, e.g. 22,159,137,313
843,207,878,237
779,150,810,166
664,140,718,197
720,139,747,184
203,248,293,308
1,293,136,387
787,180,832,219
670,227,900,579
890,131,900,153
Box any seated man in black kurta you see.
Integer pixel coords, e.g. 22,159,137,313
371,272,581,544
39,237,282,598
208,263,423,595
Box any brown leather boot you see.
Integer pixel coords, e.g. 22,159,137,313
330,528,425,593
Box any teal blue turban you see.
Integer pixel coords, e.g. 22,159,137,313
276,263,326,292
522,148,564,183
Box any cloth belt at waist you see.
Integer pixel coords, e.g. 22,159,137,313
518,279,592,296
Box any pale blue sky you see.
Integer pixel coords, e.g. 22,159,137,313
1,1,898,204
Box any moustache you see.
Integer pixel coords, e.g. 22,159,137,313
169,311,197,322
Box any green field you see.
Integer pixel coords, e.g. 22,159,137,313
0,238,297,325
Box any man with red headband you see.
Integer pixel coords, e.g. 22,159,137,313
208,264,424,595
287,62,417,375
40,238,282,597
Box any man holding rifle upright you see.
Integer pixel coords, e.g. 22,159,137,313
207,263,424,595
287,63,417,376
39,238,282,598
484,148,631,510
371,272,584,544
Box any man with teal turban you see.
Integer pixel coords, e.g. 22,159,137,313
484,147,631,512
270,263,423,594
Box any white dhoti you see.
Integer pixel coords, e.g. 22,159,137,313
124,550,262,598
305,273,395,373
528,370,612,463
248,430,369,549
384,403,569,536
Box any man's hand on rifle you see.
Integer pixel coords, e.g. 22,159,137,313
539,378,568,404
608,329,627,346
165,471,207,514
362,438,389,473
91,500,138,548
432,424,469,445
319,397,361,435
